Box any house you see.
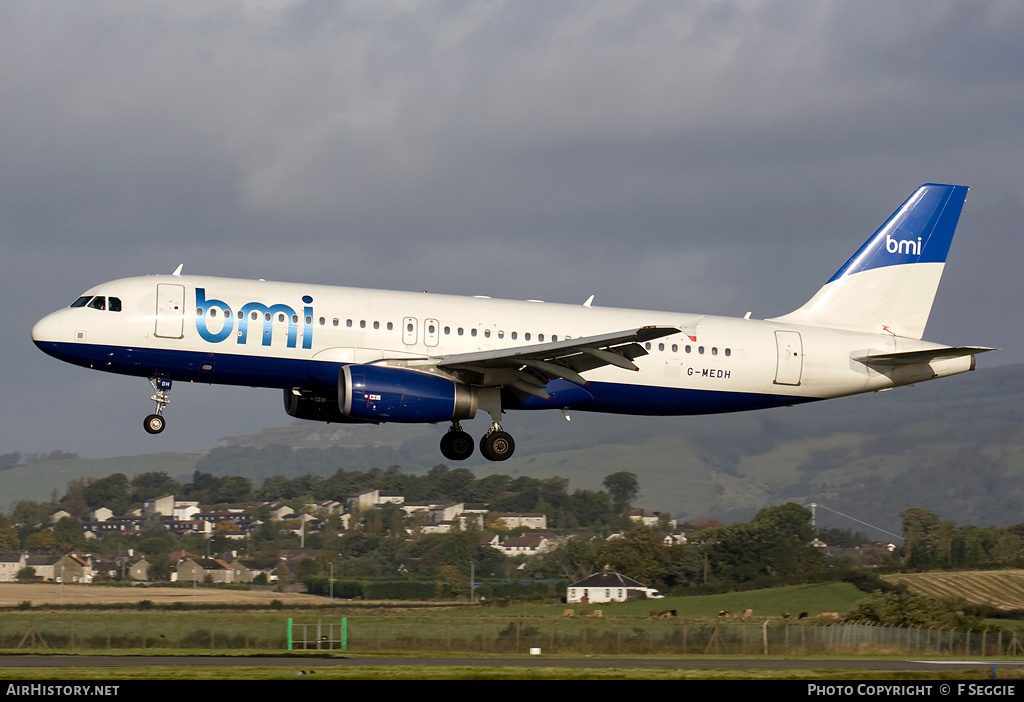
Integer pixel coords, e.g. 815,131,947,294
499,533,556,557
566,571,647,604
128,556,153,581
494,513,547,530
346,489,406,513
143,495,175,518
0,552,27,582
54,554,92,584
629,508,676,530
176,557,245,584
25,555,61,581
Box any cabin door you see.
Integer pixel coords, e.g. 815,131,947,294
154,284,185,339
774,331,803,386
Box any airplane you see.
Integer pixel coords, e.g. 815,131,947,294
32,183,992,462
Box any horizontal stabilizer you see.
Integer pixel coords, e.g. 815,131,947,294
851,346,995,366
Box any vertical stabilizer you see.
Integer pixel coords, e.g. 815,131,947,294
769,183,968,339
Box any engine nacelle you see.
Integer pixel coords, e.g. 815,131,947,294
283,388,371,424
339,364,478,423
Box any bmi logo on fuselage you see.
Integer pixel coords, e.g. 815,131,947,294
194,288,313,349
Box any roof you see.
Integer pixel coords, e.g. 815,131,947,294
570,571,646,588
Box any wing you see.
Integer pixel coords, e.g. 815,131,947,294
436,326,680,400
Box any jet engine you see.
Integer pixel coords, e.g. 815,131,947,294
283,387,368,424
339,364,478,423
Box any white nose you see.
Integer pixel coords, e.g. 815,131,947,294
32,312,62,344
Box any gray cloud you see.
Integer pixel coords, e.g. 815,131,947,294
3,0,1021,460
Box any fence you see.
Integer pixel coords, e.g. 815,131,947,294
4,613,1024,656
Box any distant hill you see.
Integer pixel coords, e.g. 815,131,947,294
4,362,1022,535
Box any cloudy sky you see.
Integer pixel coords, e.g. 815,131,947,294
4,0,1023,460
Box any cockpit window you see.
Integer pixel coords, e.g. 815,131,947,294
70,295,122,311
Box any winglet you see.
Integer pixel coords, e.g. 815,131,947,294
172,264,184,277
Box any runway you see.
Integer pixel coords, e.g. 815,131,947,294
2,655,1021,672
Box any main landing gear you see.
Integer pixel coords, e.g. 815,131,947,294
143,377,172,435
439,421,516,462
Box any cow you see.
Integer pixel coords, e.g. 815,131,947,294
561,609,574,617
580,610,591,617
718,610,736,618
590,609,603,618
742,608,753,620
658,610,677,618
650,609,661,618
818,612,839,619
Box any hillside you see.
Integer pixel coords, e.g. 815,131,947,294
883,571,1024,611
3,362,1022,534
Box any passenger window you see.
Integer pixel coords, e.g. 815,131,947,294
725,348,731,357
387,322,393,331
538,334,544,342
471,329,477,337
525,333,531,341
484,330,491,338
333,318,339,327
360,320,366,328
373,321,380,329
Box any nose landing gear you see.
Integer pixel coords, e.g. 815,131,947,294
144,377,172,435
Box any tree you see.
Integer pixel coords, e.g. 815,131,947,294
597,524,674,586
900,507,942,569
83,473,131,515
53,516,86,552
602,472,639,514
130,472,181,503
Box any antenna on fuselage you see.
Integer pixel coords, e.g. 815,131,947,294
583,294,595,308
172,264,183,277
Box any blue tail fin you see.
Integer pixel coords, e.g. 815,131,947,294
770,184,969,339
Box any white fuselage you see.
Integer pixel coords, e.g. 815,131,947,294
32,273,974,418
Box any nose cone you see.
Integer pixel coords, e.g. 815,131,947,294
32,311,63,349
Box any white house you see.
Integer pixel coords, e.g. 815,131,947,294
567,571,647,604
